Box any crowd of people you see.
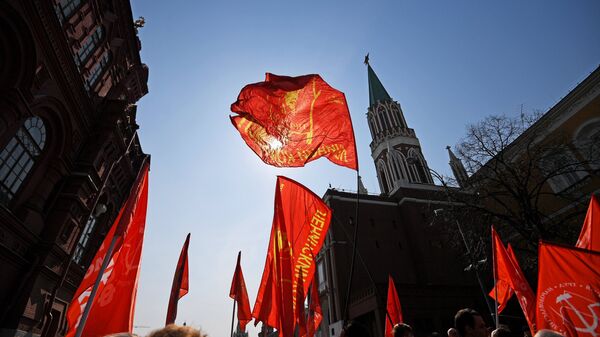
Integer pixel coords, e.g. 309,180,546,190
339,308,567,337
105,307,568,337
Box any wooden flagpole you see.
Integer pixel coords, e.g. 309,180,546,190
342,170,360,322
491,226,499,329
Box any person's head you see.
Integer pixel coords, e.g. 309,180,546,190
533,330,564,337
341,321,371,337
447,328,459,337
148,324,208,337
454,308,487,337
491,327,511,337
392,323,414,337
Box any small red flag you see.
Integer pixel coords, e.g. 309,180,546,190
305,262,323,337
66,161,150,337
253,176,332,337
231,73,358,170
576,194,600,252
489,279,514,314
536,242,600,336
492,227,536,334
489,244,520,313
229,251,252,331
385,275,403,337
295,268,307,337
166,233,190,326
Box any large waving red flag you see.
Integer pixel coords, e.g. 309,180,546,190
491,227,536,334
166,233,190,325
66,161,149,337
536,242,600,336
253,176,332,337
229,251,252,331
576,194,600,252
231,73,358,170
385,275,403,337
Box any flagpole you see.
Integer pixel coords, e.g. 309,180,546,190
230,299,237,337
385,310,394,329
74,155,148,337
342,169,360,322
491,226,499,329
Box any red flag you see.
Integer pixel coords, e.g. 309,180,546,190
305,261,323,337
576,194,600,252
489,279,514,314
253,176,332,337
229,251,252,331
166,233,190,325
489,242,519,313
66,161,149,337
536,242,600,336
231,73,358,170
295,268,307,337
385,275,403,337
492,227,536,334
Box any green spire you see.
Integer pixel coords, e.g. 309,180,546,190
367,63,392,107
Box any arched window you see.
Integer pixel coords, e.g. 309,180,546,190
377,159,392,194
574,118,600,170
407,148,432,183
0,116,46,205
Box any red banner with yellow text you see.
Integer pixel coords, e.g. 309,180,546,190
231,73,358,170
252,176,332,337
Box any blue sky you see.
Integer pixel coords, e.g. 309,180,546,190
129,0,600,335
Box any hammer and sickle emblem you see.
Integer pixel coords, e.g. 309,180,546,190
556,291,600,336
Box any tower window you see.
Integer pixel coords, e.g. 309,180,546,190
0,117,46,205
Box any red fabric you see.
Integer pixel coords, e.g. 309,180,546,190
489,280,514,314
252,176,332,337
492,227,536,334
305,276,323,337
229,251,253,331
536,242,600,336
385,275,403,337
66,162,150,337
231,73,358,170
295,268,307,337
166,233,190,325
576,194,600,252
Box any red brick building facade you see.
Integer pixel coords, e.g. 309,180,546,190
0,0,148,336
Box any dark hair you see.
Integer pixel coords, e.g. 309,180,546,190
492,328,511,337
342,321,371,337
392,323,413,337
454,308,481,337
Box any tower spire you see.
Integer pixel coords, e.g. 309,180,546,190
366,57,433,195
367,63,392,107
446,146,469,188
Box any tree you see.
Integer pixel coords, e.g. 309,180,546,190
449,112,598,255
